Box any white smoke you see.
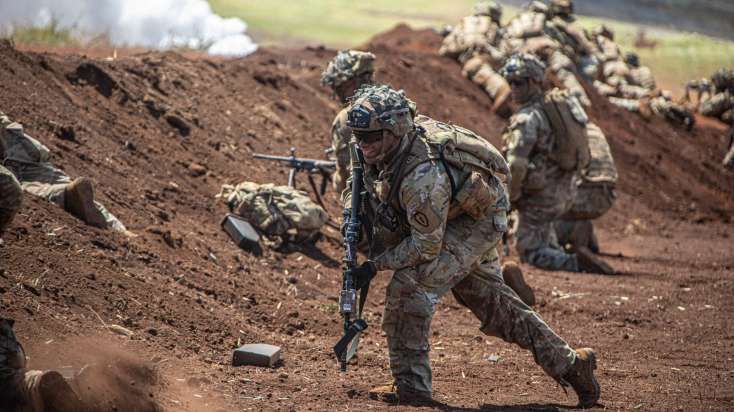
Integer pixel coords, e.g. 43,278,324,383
0,0,257,56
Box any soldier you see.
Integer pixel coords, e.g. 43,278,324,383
320,50,377,194
624,52,656,91
1,112,128,234
699,68,734,124
499,53,613,274
343,84,600,407
1,318,84,411
0,165,22,242
440,1,511,114
555,123,617,254
545,0,599,82
609,91,695,130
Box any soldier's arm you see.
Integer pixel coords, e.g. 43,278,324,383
373,162,451,271
503,111,539,201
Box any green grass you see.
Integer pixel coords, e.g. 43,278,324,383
7,19,76,46
209,0,734,93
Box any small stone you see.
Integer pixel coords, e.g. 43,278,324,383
108,324,134,337
279,373,288,380
232,343,281,367
287,276,298,284
487,354,500,362
188,162,207,177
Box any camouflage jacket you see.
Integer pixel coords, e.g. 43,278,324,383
592,35,621,63
344,117,507,271
440,15,503,61
1,112,50,164
700,91,734,119
629,66,656,90
330,107,352,192
501,92,585,199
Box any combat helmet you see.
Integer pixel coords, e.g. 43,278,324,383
346,85,414,137
500,52,547,83
473,1,502,22
624,52,640,68
711,68,734,92
550,0,574,16
320,50,376,88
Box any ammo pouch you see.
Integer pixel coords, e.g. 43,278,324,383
448,170,501,220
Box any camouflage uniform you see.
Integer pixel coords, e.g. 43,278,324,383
609,93,695,129
0,113,125,232
699,91,734,124
555,123,617,249
440,2,510,111
321,50,376,194
0,164,22,234
346,85,577,397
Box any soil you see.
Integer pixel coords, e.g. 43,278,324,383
1,26,733,411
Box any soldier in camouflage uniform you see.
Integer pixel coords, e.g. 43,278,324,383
555,123,617,255
624,52,656,91
609,91,695,130
699,68,734,125
343,84,600,407
500,53,613,274
0,164,22,239
1,318,84,412
440,1,512,114
0,112,127,234
321,50,377,194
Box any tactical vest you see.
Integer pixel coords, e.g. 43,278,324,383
540,88,590,171
368,116,509,245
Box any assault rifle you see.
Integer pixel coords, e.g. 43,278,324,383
333,144,368,371
253,147,336,208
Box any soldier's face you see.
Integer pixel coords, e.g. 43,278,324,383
335,78,360,104
510,78,533,103
356,129,400,165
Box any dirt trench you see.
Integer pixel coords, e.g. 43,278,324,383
0,26,732,411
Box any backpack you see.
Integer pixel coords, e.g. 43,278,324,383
415,115,509,219
540,88,590,171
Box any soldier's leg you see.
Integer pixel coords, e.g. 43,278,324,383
516,207,578,271
462,55,511,111
381,212,506,396
451,255,576,379
15,163,71,206
0,165,23,234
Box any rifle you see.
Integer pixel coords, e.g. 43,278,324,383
333,143,368,371
253,147,336,209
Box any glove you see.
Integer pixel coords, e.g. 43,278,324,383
351,261,377,290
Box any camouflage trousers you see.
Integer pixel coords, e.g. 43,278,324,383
555,182,616,250
515,171,579,271
6,161,126,232
0,165,23,234
382,210,576,395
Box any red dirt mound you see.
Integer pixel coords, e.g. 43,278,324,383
1,26,733,411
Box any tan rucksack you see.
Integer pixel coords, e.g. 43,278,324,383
541,88,590,171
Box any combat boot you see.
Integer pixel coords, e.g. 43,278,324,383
368,382,432,405
576,246,615,275
25,370,85,412
502,261,536,306
64,177,108,228
368,382,399,403
562,348,600,409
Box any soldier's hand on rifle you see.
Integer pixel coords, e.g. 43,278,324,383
351,261,377,290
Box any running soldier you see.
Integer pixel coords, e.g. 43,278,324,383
343,84,600,407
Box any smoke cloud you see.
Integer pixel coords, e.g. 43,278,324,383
0,0,257,56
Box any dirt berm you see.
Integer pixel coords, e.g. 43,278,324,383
1,26,732,411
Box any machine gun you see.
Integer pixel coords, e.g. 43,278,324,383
253,147,336,208
333,144,368,372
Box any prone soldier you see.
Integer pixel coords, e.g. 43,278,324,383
342,84,600,407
